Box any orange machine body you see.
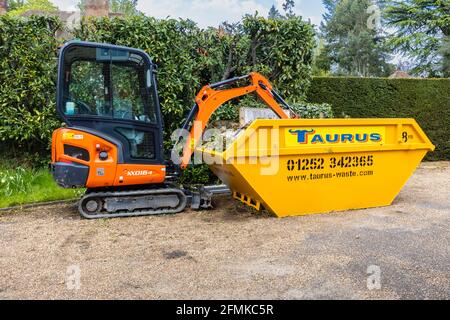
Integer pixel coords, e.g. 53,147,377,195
52,127,166,188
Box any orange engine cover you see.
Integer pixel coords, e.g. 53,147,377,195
51,128,166,188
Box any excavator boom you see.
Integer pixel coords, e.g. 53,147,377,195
179,72,296,168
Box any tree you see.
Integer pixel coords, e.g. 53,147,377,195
7,0,57,16
383,0,450,77
318,0,394,77
7,0,25,11
322,0,340,23
312,38,331,76
268,1,296,20
268,5,282,20
110,0,139,16
441,37,450,77
241,14,316,100
77,0,140,16
282,0,295,17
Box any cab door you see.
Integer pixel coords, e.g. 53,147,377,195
57,41,165,166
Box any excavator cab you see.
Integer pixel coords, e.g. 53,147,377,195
51,41,188,218
52,41,166,189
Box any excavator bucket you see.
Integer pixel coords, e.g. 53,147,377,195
198,119,435,217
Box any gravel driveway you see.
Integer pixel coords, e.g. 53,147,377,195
0,162,449,299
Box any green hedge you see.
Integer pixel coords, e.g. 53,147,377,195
0,15,315,162
307,77,450,160
74,15,315,136
0,15,62,157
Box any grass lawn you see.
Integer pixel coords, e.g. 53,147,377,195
0,166,84,208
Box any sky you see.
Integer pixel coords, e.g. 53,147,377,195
50,0,326,28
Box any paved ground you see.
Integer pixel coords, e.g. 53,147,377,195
0,162,449,300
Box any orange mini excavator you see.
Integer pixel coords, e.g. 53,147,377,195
51,41,294,218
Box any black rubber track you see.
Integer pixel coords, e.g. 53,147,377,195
78,188,187,219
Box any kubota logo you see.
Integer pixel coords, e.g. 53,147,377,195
126,170,153,176
289,129,382,144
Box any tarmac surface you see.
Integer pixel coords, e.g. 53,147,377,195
0,162,448,299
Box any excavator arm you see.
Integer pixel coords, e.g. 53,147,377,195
178,72,297,169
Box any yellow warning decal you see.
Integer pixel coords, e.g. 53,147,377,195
62,132,84,140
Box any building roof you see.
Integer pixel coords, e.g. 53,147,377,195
389,70,413,79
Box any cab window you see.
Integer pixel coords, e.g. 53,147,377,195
63,45,156,123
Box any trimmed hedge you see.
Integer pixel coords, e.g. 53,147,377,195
74,15,315,136
307,77,450,160
0,15,62,156
0,15,316,161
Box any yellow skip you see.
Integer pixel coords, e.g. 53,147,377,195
198,118,435,217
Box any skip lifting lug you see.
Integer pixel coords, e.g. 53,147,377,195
185,186,213,210
189,184,232,209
